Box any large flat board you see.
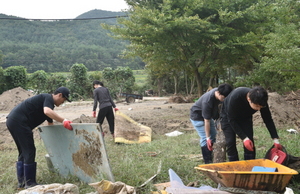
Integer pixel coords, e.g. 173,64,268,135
38,123,114,183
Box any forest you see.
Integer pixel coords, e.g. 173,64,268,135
1,0,300,97
0,9,144,73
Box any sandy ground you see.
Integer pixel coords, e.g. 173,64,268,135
0,87,300,146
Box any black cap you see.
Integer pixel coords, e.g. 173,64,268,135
55,87,71,102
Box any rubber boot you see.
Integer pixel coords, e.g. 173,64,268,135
16,161,25,189
201,146,213,164
228,155,239,162
24,162,38,189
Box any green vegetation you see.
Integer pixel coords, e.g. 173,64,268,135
133,70,147,87
1,0,300,97
0,10,144,72
0,127,299,194
105,0,300,95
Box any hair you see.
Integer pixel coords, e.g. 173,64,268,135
248,86,268,107
93,80,104,86
217,83,233,97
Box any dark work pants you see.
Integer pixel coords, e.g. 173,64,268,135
6,118,36,164
97,106,115,134
221,118,256,161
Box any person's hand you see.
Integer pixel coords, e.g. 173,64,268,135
206,137,213,151
273,139,283,150
63,119,73,130
114,108,119,111
92,111,96,118
243,137,254,151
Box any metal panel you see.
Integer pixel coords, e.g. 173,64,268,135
38,123,114,183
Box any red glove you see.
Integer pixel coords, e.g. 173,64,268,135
243,137,254,151
114,108,119,111
63,119,73,130
92,111,96,118
206,137,213,151
274,139,283,150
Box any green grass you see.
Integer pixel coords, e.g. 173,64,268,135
133,70,147,87
1,126,299,194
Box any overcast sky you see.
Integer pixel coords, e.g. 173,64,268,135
0,0,129,19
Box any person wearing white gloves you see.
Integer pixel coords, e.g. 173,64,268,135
6,87,73,189
220,86,282,161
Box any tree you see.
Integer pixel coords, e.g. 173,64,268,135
104,0,287,95
4,66,27,90
102,67,136,99
45,74,67,94
27,70,49,94
0,67,5,94
68,63,91,100
235,0,300,93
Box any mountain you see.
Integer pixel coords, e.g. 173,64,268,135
0,10,144,73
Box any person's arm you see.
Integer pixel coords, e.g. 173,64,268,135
260,105,279,139
204,119,211,138
107,89,116,108
93,90,98,111
44,107,65,123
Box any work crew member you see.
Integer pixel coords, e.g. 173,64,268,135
220,86,283,161
6,87,73,189
92,80,118,138
190,83,233,164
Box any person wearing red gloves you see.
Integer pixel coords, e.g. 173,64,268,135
190,83,233,164
220,86,282,162
92,80,118,138
6,87,73,189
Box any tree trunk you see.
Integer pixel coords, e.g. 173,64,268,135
173,75,178,95
194,69,203,96
213,119,227,163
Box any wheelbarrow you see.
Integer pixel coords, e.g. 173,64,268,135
38,123,114,183
195,159,298,193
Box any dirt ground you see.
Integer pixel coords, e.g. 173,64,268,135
0,87,300,146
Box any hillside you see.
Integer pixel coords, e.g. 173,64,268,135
0,10,144,72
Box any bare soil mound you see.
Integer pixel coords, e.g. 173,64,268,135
0,87,33,112
253,92,300,130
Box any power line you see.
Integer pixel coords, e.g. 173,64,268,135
0,15,128,21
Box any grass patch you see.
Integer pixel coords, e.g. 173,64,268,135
133,70,147,87
1,127,299,194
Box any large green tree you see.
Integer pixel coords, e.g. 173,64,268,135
104,0,291,95
237,1,300,93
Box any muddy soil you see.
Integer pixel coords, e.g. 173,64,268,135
0,87,300,146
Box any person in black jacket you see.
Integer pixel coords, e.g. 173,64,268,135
190,83,233,163
220,86,283,161
92,80,118,138
6,87,73,189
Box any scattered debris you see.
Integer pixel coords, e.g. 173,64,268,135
16,183,79,194
89,180,136,194
165,130,184,137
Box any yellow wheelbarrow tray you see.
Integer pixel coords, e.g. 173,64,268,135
195,159,298,193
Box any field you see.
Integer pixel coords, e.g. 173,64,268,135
0,89,300,193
